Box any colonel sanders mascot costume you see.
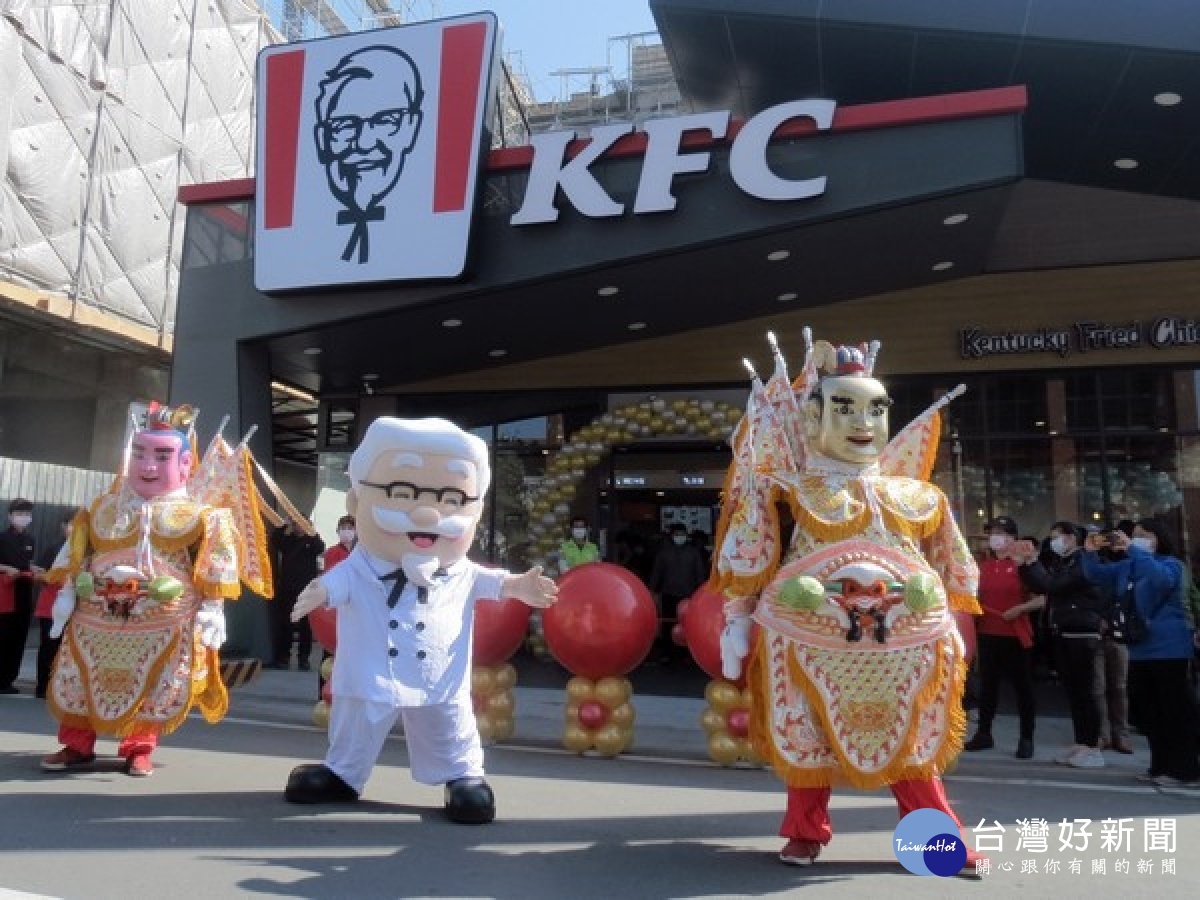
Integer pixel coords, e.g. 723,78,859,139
715,331,985,872
285,417,557,823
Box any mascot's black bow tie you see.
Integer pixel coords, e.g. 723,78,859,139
380,568,448,607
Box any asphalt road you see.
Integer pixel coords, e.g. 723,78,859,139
2,686,1199,900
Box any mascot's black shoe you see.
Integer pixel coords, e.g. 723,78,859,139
444,776,495,824
284,764,360,804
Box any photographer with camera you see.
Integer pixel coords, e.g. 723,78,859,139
1082,520,1197,786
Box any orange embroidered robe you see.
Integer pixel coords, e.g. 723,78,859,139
46,490,241,737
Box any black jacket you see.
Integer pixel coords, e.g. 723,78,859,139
1020,550,1105,635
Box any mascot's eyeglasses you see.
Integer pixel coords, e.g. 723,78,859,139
359,480,478,511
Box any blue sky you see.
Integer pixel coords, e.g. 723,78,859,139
437,1,660,102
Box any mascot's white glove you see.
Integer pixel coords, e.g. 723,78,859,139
720,613,753,681
291,579,328,623
196,599,227,649
502,566,559,609
49,581,76,640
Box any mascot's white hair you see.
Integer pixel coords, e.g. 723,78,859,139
348,417,491,497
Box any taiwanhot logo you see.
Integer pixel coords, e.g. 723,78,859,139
254,13,498,291
893,809,967,877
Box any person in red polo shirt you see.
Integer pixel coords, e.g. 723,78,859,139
321,515,356,573
964,516,1045,759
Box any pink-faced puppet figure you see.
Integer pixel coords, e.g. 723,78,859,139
285,416,557,824
40,402,254,777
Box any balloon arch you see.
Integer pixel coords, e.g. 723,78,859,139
520,395,744,573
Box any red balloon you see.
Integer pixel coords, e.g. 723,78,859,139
579,700,608,729
543,562,658,679
321,682,333,704
683,585,736,682
671,623,687,646
472,597,533,667
953,609,977,664
727,708,750,738
676,598,691,629
309,606,337,654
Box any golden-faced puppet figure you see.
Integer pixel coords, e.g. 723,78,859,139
713,331,984,871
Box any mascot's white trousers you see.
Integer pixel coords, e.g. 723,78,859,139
325,695,485,792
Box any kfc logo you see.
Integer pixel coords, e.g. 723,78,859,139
255,14,498,291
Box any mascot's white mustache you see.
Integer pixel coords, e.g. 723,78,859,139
371,506,473,539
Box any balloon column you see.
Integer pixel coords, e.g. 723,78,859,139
521,397,740,661
683,585,761,767
543,563,657,756
308,605,338,729
470,597,532,744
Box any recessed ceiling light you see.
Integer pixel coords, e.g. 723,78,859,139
488,349,507,358
655,490,665,497
362,373,379,381
1154,92,1182,107
627,321,646,331
943,213,969,226
442,318,463,327
766,250,790,262
932,261,954,271
302,347,322,355
597,285,619,297
1113,158,1138,170
1035,420,1046,427
778,291,798,302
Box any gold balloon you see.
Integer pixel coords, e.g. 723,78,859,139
319,656,334,681
495,664,518,690
700,708,726,733
487,691,515,717
492,716,515,741
593,723,627,757
594,676,632,706
563,723,593,753
735,738,758,762
476,712,496,743
312,700,330,729
740,687,755,709
565,702,581,722
566,676,596,701
472,667,496,696
705,679,741,713
708,732,740,766
609,702,636,727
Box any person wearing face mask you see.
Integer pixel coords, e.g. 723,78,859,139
649,522,707,663
0,498,41,694
964,517,1043,759
1016,521,1107,769
315,515,358,700
1082,519,1197,785
267,522,326,671
322,515,358,572
558,517,599,572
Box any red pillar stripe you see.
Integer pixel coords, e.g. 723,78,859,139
433,22,488,214
263,49,306,230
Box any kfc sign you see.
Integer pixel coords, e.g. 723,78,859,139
512,99,835,225
254,14,499,291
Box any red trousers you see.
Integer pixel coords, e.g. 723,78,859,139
59,724,158,758
782,777,971,847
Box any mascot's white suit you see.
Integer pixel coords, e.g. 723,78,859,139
285,417,557,823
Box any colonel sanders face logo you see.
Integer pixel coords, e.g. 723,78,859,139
313,46,424,264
